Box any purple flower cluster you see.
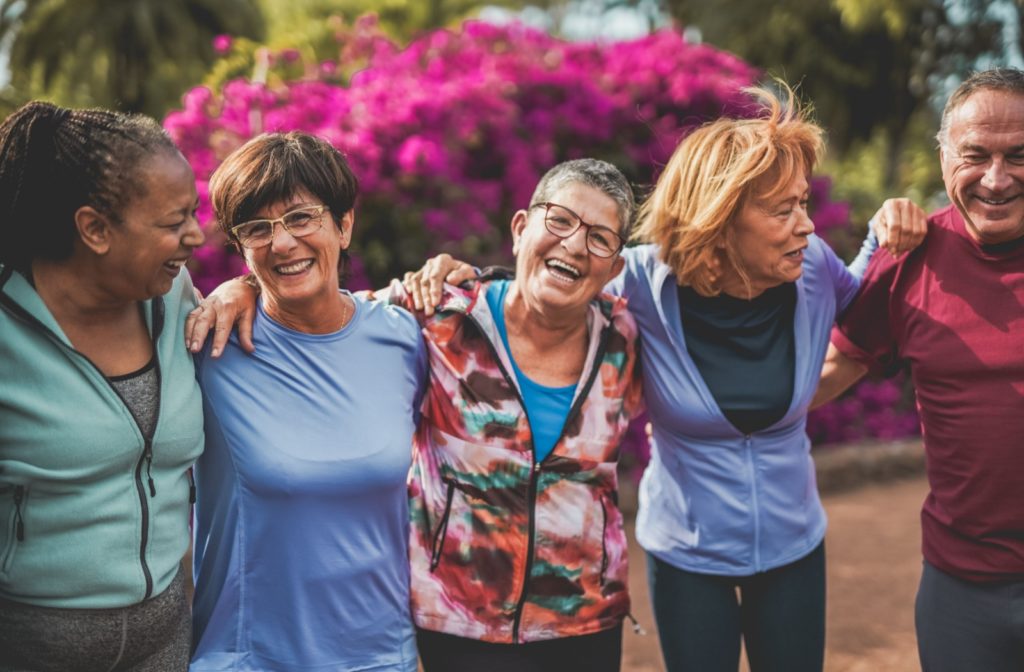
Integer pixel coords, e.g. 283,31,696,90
167,17,918,449
807,374,920,446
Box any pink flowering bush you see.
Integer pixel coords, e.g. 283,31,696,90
166,17,760,292
167,16,918,449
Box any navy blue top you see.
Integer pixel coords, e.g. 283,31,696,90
678,283,797,435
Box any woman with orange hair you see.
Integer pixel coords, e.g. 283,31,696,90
612,86,917,671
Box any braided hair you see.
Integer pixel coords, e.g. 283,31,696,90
0,101,180,273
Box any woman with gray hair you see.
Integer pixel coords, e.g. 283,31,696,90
187,158,645,671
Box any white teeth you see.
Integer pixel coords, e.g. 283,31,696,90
276,260,313,275
164,260,185,269
546,259,581,278
978,196,1014,205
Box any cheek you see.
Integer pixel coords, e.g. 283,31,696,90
948,163,979,191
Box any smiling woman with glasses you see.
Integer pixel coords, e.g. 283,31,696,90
188,131,427,672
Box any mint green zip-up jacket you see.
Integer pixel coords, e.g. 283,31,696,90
0,265,204,608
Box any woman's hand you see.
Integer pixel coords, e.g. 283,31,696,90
872,198,928,257
185,277,259,357
401,253,477,316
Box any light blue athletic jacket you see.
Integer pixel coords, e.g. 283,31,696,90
608,235,864,575
0,265,204,607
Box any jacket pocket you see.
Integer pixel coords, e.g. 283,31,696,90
430,480,457,572
2,485,27,574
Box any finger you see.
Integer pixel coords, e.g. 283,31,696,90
874,212,890,253
419,272,435,317
446,263,477,287
210,308,235,358
907,201,928,251
887,210,903,256
187,305,216,354
237,307,255,354
185,306,203,353
427,264,446,310
408,271,426,313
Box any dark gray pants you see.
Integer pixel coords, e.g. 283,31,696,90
0,565,190,672
916,560,1024,672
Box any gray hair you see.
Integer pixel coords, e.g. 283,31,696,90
937,67,1024,148
529,158,635,239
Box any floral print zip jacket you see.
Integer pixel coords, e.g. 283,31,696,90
380,276,643,644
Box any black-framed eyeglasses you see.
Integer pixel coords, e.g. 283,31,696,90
530,202,625,258
229,204,328,249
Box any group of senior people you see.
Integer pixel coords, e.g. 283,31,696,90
12,67,1007,672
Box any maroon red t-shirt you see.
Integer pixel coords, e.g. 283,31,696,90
833,204,1024,582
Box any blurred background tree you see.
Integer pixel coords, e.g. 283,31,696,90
0,0,264,117
661,0,1014,234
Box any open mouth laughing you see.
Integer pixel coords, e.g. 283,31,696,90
545,258,582,282
274,259,315,276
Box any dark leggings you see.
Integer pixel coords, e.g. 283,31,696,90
0,565,190,672
647,542,826,672
916,559,1024,672
417,623,623,672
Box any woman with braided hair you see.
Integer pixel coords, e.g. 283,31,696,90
0,101,205,670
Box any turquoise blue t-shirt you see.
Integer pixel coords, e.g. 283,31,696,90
485,280,576,462
191,292,427,672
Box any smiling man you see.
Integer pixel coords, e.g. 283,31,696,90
816,68,1024,671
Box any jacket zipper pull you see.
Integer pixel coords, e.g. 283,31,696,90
187,469,196,504
13,485,25,541
627,612,647,636
146,450,156,497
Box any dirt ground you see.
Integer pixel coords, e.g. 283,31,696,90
621,475,928,672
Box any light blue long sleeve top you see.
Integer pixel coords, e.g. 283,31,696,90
191,292,427,671
607,233,870,575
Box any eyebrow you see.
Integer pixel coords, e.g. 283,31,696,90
958,143,1024,154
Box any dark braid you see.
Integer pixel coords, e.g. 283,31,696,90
0,101,180,273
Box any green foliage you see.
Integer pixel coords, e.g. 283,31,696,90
822,106,945,258
0,0,265,116
258,0,520,41
663,0,1005,220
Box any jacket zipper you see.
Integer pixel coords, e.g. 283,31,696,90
0,284,163,599
13,486,25,542
2,485,26,573
599,494,610,586
470,311,613,643
429,480,456,572
744,433,761,572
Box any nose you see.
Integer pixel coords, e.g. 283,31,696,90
183,213,206,248
559,225,589,256
269,220,298,254
981,157,1012,191
794,207,815,236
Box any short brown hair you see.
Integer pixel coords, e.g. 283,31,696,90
633,84,823,296
210,131,359,237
